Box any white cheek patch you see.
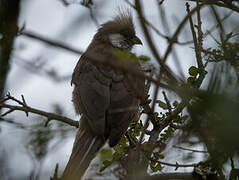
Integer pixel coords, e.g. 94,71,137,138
109,33,125,48
109,33,129,49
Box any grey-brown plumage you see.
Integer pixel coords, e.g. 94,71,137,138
62,13,145,180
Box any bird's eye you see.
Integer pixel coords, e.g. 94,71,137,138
120,29,135,39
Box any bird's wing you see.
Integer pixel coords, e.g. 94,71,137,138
123,62,145,99
107,62,145,147
72,54,111,136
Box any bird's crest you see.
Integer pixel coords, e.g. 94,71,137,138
113,10,135,32
98,10,135,35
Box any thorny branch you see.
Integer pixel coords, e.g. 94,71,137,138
0,93,78,127
152,159,197,170
123,2,218,178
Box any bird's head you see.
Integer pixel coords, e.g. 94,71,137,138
94,12,142,50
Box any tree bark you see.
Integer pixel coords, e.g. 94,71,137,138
0,0,21,99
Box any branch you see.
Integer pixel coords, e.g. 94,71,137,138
0,117,27,129
0,94,78,127
186,3,203,69
160,101,186,130
186,2,207,88
124,0,194,46
154,159,197,169
173,145,208,153
20,30,174,91
20,30,84,54
162,91,172,114
135,0,178,84
189,0,239,13
80,0,100,28
162,3,205,63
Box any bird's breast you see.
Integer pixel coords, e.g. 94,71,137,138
96,65,124,82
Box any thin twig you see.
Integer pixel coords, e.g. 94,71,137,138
173,145,208,153
153,159,197,169
158,4,185,80
196,1,204,68
0,117,27,129
0,96,10,104
230,157,234,170
59,0,70,6
160,101,186,130
210,5,225,42
137,85,159,148
186,3,206,88
124,0,194,46
162,91,172,114
81,0,99,27
170,123,186,129
189,0,239,13
162,4,205,63
203,11,233,39
135,0,178,84
0,109,15,117
21,30,84,54
186,3,203,70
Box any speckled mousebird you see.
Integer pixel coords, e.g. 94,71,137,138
62,12,145,180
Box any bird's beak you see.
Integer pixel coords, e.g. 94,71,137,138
132,36,142,45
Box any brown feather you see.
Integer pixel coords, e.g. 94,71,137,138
63,13,145,180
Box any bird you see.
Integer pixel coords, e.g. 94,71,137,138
62,12,145,180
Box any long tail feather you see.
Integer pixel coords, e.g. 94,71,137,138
62,118,104,180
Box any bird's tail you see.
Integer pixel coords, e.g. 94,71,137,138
62,118,104,180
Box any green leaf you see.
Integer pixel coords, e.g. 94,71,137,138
100,160,114,172
156,100,168,110
153,152,165,160
138,55,150,62
150,162,163,172
112,152,122,160
155,163,163,171
188,66,198,76
187,77,195,85
113,143,125,155
100,150,124,172
119,136,128,145
133,122,142,137
173,100,178,108
100,149,113,161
